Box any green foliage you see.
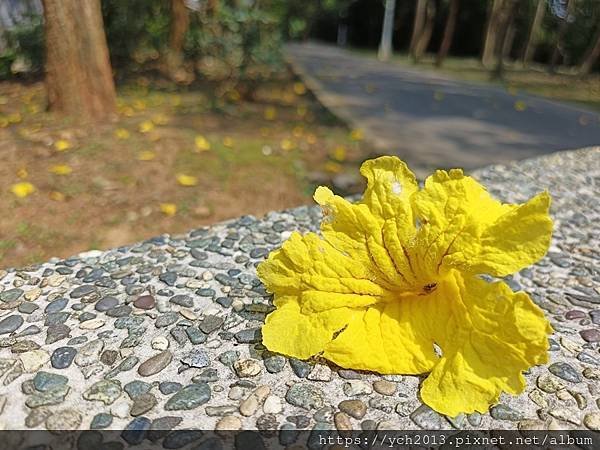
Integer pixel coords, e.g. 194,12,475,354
187,4,284,86
0,14,44,79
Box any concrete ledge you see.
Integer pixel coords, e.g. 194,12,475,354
0,148,598,435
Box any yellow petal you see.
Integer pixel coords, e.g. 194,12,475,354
137,151,156,161
160,203,177,216
461,191,553,276
54,139,71,151
280,139,294,151
324,161,342,173
10,182,36,198
49,191,66,202
349,129,363,141
223,137,234,148
332,145,346,161
115,128,130,139
16,167,28,179
49,164,73,175
264,106,277,121
176,174,197,187
420,272,551,416
139,121,154,133
195,135,211,151
293,82,307,95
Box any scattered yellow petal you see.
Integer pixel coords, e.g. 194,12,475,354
293,82,307,95
227,90,241,102
332,145,347,162
296,105,308,118
152,114,169,125
324,161,342,173
54,139,71,151
194,135,211,151
133,100,147,111
176,174,198,187
264,106,277,121
8,112,22,124
350,129,364,141
280,139,294,151
137,151,156,161
0,117,9,128
223,137,234,148
120,106,135,117
514,100,527,112
139,121,155,133
49,191,66,202
115,128,130,140
49,164,73,175
306,134,317,145
16,167,28,179
160,203,177,216
10,182,36,198
292,126,304,138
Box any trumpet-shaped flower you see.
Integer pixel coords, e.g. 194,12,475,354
257,156,553,417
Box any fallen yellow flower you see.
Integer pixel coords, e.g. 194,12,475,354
137,151,156,161
258,156,553,417
176,174,198,187
16,167,28,179
332,145,347,162
514,100,527,112
160,203,177,216
280,139,294,151
115,128,130,140
49,191,66,202
49,164,73,175
324,161,342,173
293,82,307,95
10,182,36,198
349,129,364,141
54,139,71,151
223,137,234,148
138,121,155,133
264,106,277,121
195,135,211,152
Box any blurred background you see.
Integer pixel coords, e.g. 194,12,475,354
0,0,599,268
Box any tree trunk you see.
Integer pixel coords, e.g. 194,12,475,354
491,0,517,79
42,0,116,122
482,0,505,67
164,0,192,83
579,26,600,75
436,0,459,67
522,0,546,66
378,0,397,61
549,0,575,72
501,13,516,59
413,0,436,62
409,0,428,59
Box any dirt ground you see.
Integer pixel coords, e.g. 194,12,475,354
0,75,371,268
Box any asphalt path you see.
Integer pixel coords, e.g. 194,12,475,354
286,42,600,177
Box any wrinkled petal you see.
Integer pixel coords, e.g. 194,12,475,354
420,272,551,416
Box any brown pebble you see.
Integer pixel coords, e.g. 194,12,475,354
134,295,155,310
580,329,600,343
338,399,367,419
373,380,397,396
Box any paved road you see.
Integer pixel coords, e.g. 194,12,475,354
286,42,600,177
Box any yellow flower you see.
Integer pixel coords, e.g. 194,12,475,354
115,128,130,140
138,121,154,133
160,203,177,216
8,112,22,124
0,116,8,128
296,105,308,118
280,139,294,151
514,100,527,112
152,114,169,125
331,145,346,162
349,129,364,141
324,161,342,173
54,139,71,152
195,135,211,152
49,164,73,175
49,191,66,202
293,82,307,95
16,167,28,179
137,150,156,161
176,174,198,187
257,156,553,417
10,182,36,198
264,106,277,121
223,137,234,148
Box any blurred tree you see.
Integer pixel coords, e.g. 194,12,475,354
491,0,518,78
163,0,192,83
378,0,396,61
412,0,436,61
409,0,427,59
579,25,600,74
42,0,116,121
522,0,547,65
549,0,576,72
436,0,460,67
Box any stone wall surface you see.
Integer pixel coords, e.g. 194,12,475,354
0,148,598,436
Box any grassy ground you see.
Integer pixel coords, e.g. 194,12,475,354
353,49,600,111
0,75,370,268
